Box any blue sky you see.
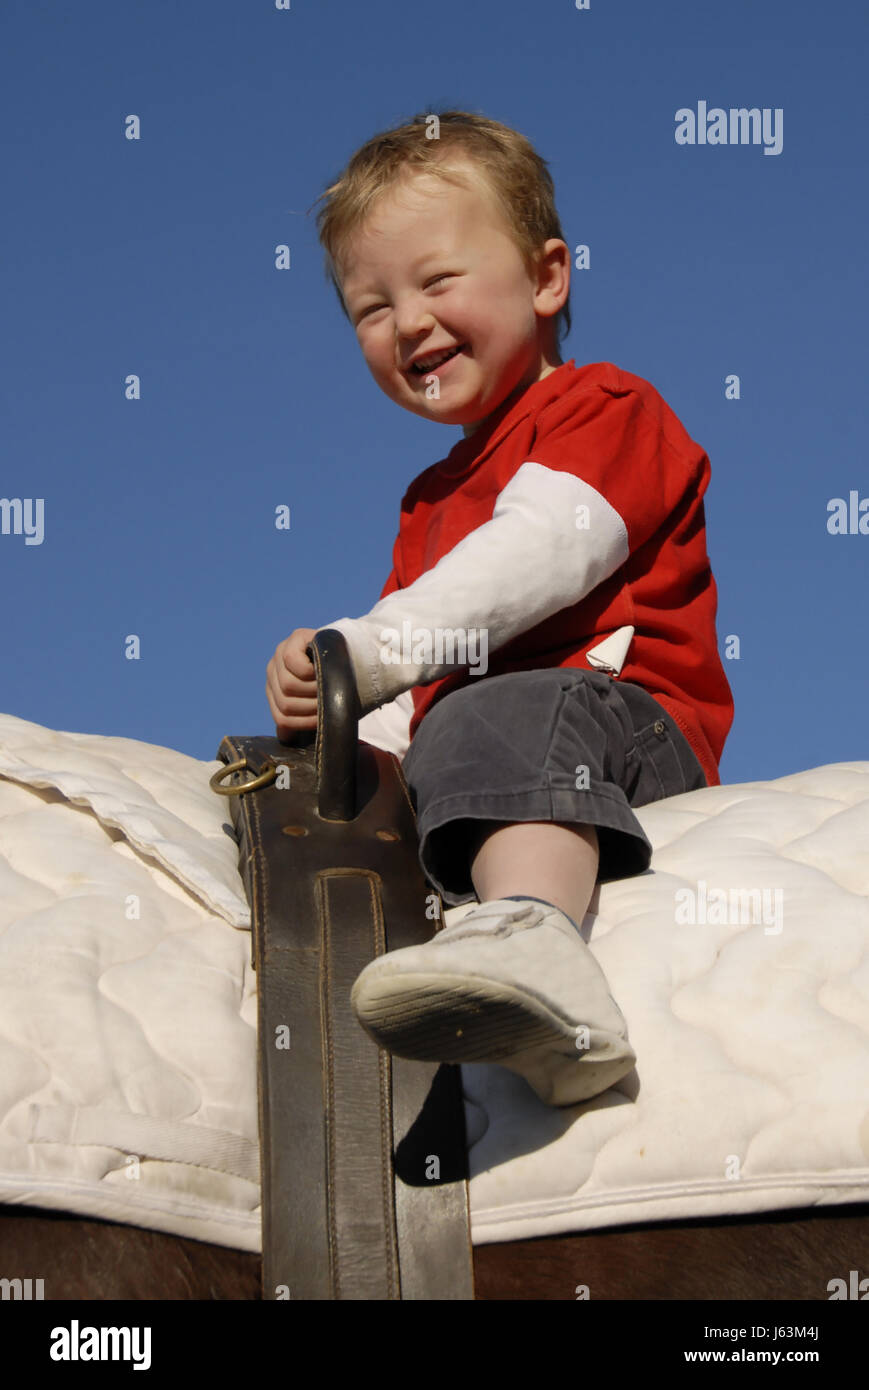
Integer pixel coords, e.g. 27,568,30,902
1,0,866,785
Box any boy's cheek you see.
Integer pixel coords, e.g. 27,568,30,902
366,353,398,392
358,332,393,379
371,349,410,393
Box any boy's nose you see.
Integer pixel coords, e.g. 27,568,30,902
394,300,437,343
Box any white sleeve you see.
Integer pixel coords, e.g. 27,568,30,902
319,460,629,714
356,688,414,759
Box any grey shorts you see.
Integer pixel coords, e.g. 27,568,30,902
400,667,707,907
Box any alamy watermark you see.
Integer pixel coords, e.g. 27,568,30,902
0,497,44,545
675,102,783,156
1,1276,44,1299
827,491,869,534
675,879,784,935
378,622,488,675
50,1321,151,1370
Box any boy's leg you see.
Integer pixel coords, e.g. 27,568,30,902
350,667,643,1105
468,819,599,932
350,668,707,1106
351,667,710,1106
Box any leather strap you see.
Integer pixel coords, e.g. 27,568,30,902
216,731,474,1300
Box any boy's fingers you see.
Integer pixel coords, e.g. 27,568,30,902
265,677,317,719
276,632,316,673
266,632,319,736
280,649,314,678
266,656,316,701
266,685,317,736
265,665,285,709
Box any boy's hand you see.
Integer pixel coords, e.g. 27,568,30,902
266,627,319,739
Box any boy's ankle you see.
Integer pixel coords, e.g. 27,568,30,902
500,894,582,934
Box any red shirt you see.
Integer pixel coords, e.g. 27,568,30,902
364,360,734,785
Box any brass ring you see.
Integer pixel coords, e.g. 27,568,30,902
210,758,278,796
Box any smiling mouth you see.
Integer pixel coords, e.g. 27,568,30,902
410,344,466,374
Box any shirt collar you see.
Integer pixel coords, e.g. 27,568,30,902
436,359,577,477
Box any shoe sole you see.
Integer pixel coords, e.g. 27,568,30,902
352,970,585,1062
351,971,637,1106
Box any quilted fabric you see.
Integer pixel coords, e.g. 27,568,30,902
0,715,260,1250
0,710,866,1251
461,766,869,1242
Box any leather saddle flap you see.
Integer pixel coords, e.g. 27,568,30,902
216,733,473,1301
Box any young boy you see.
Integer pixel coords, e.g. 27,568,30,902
265,110,734,1108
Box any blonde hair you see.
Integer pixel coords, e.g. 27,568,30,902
311,108,572,344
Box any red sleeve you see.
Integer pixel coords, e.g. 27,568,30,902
529,378,706,556
377,532,403,600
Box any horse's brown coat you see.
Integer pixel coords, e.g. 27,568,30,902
2,1205,865,1300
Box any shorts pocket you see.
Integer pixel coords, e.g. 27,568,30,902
628,717,689,805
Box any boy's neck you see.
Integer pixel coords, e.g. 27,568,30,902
462,355,564,439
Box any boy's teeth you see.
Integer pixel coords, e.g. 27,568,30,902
415,346,461,371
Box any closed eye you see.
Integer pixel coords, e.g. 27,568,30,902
355,275,454,323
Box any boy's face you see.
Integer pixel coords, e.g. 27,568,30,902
337,164,569,437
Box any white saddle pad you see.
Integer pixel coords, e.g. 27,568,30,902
0,711,866,1251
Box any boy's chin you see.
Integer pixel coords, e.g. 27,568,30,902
397,380,482,424
407,396,478,427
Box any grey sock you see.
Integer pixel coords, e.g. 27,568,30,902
502,894,581,934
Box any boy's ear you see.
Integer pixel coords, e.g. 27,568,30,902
534,239,571,316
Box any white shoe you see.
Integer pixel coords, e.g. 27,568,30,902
350,897,636,1107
